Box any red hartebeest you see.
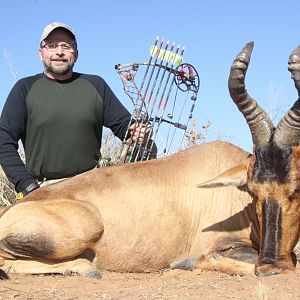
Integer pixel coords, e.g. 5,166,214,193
0,42,300,279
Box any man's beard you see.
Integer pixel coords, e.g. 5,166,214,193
43,59,75,75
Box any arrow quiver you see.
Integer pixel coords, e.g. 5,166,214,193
115,37,200,164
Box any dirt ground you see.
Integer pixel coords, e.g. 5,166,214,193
1,266,300,300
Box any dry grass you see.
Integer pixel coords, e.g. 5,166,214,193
1,48,18,207
0,166,17,206
98,129,122,166
294,240,300,262
255,280,269,300
183,119,212,149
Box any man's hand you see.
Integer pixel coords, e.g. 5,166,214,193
129,123,152,144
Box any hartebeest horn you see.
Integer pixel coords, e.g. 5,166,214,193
274,45,300,148
228,42,274,147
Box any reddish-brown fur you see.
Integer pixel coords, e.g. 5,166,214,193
2,41,300,278
0,141,261,277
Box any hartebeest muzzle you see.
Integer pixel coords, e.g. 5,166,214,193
229,42,300,276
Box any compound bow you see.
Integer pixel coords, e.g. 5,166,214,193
115,37,200,163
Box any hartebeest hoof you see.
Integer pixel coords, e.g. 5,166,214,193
170,256,198,271
83,270,102,279
63,269,102,279
0,269,9,280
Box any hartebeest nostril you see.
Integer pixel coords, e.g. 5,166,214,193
255,265,282,277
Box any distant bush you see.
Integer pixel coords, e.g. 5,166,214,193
183,119,212,149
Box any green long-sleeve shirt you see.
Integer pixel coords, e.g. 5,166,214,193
0,72,132,191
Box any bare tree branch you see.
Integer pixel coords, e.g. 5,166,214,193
2,47,18,83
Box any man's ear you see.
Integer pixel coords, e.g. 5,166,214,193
74,49,79,63
38,48,43,62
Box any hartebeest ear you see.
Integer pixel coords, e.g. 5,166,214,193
197,157,251,188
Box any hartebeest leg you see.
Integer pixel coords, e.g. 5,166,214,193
171,254,254,276
171,245,258,276
196,254,255,276
1,257,101,278
0,198,104,278
0,258,8,280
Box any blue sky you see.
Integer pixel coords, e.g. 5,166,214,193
1,0,299,153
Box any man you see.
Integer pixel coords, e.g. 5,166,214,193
0,22,150,198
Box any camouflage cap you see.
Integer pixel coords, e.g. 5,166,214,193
40,22,76,43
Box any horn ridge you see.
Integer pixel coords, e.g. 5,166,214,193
288,45,300,97
274,45,300,147
274,100,300,147
228,42,274,147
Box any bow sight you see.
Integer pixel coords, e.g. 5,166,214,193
115,37,200,164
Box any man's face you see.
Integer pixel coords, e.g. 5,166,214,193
39,29,78,77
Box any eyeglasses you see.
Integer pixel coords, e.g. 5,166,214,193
41,42,76,53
